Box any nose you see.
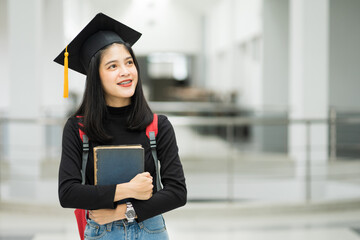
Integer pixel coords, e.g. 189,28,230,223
119,65,130,77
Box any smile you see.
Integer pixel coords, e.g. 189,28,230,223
117,80,133,87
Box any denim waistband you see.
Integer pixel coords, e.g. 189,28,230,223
87,218,136,231
112,219,137,226
85,215,168,240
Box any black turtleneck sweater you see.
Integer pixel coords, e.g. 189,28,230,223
58,105,187,222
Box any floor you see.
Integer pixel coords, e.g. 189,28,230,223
1,124,360,239
165,203,360,240
0,202,360,240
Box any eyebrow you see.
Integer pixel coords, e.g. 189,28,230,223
104,56,133,66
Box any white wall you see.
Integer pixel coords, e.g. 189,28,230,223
262,0,289,110
64,0,203,55
41,0,67,114
204,0,263,106
204,0,233,99
3,0,360,115
234,0,263,42
254,0,289,154
0,0,9,111
60,0,204,98
329,0,360,111
0,0,71,115
8,0,43,118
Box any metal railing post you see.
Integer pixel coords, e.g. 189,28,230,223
329,107,337,161
226,122,235,202
305,121,311,203
0,118,2,201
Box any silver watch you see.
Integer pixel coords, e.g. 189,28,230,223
125,202,136,222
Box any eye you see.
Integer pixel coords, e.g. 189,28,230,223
108,64,117,69
126,59,134,65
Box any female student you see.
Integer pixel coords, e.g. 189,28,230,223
55,13,187,240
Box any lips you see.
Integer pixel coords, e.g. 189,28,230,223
117,79,133,87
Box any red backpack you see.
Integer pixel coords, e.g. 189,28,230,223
74,113,161,240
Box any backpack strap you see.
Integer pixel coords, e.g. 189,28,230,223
80,135,89,185
76,116,90,222
76,116,89,185
146,114,163,191
77,114,162,191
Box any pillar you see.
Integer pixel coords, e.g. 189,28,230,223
289,0,329,201
7,0,44,201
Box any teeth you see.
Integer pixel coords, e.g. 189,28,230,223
119,80,131,85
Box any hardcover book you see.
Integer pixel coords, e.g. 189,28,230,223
94,145,144,202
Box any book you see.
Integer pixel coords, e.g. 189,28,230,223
93,145,144,196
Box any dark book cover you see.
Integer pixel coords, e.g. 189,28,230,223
94,145,144,203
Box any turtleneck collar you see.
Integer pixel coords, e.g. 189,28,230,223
106,104,132,117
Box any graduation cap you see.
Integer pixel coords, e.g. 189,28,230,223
54,13,142,98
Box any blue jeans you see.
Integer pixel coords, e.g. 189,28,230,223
84,215,169,240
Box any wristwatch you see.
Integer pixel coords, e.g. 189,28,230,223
125,202,136,222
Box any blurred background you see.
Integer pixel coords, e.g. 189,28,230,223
1,0,360,239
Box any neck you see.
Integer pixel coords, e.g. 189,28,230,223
105,97,131,107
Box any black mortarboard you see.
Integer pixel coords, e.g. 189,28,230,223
53,12,142,98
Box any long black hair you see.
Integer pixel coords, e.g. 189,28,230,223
74,42,153,143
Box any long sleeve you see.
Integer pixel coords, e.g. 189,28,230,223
58,118,116,210
132,115,187,222
58,113,187,220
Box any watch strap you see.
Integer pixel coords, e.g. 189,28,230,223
125,202,135,222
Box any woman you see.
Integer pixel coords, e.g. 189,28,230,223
55,13,187,240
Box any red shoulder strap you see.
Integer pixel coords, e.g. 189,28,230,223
146,113,158,138
77,114,157,141
76,116,85,142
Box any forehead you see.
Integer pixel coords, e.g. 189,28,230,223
101,43,131,58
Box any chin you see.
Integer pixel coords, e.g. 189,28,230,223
120,91,135,99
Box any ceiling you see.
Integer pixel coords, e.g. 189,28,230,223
175,0,221,14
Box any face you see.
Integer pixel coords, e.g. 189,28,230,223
99,43,138,107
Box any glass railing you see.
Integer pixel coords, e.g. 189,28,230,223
0,108,359,205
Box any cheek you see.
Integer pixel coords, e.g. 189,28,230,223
100,79,115,96
100,71,114,87
131,69,139,83
99,70,106,86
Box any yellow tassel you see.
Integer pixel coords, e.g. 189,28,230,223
64,45,69,98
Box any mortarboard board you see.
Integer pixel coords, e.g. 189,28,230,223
54,12,142,98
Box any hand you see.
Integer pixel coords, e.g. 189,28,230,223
89,204,126,225
129,172,153,200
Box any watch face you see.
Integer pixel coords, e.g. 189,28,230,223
126,209,136,218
